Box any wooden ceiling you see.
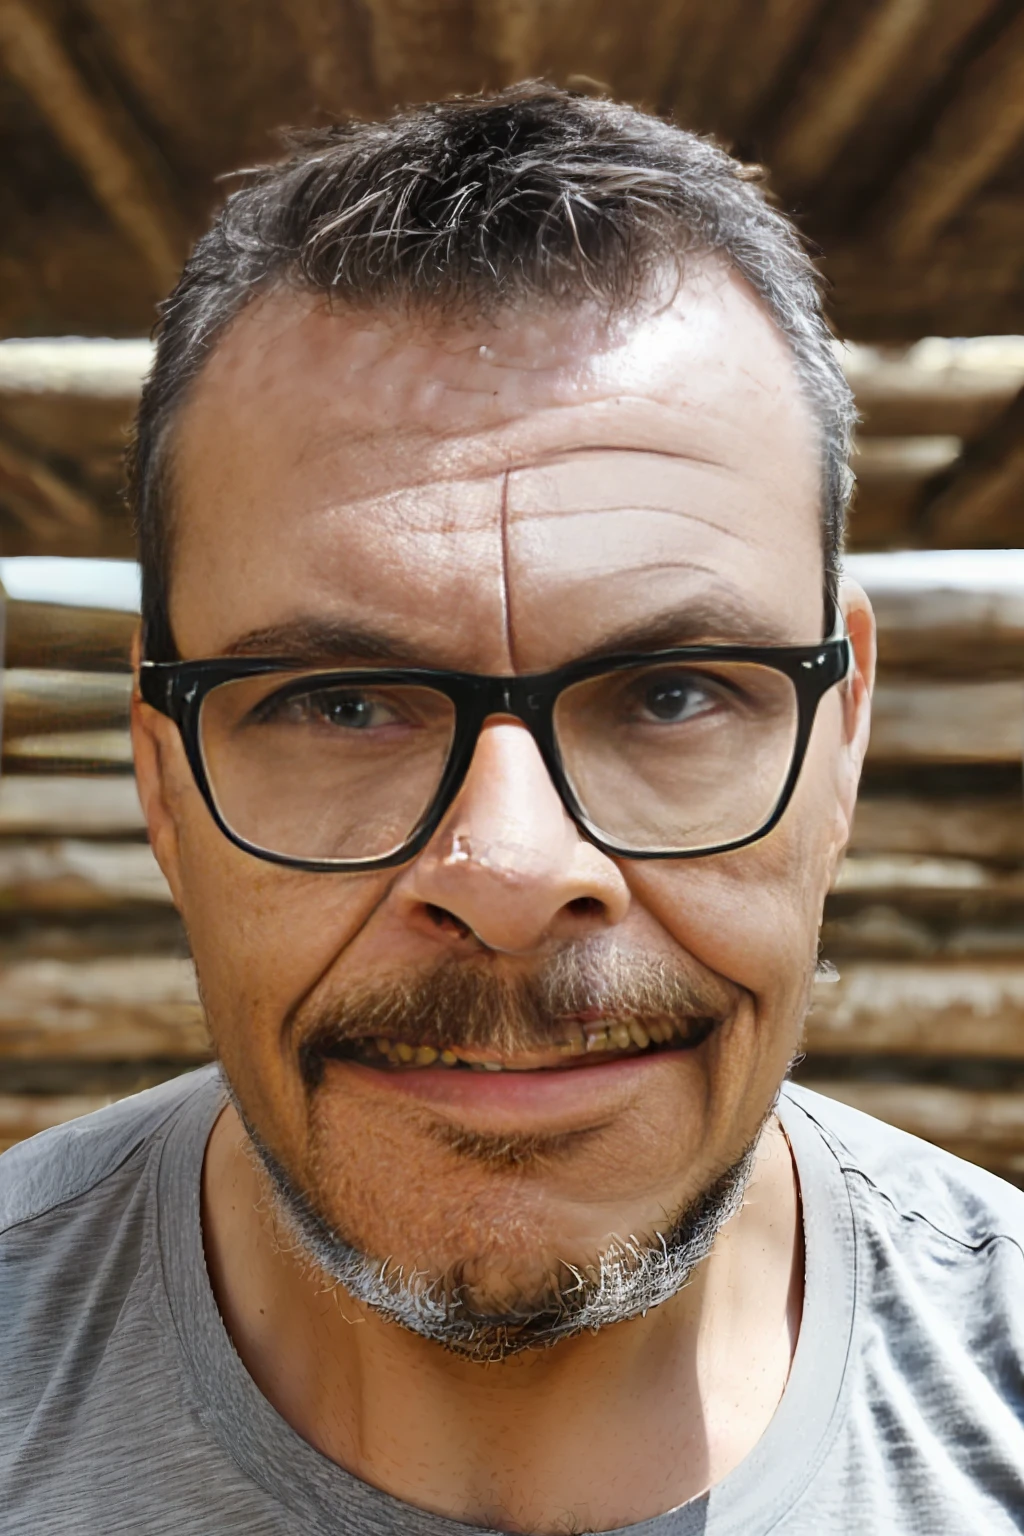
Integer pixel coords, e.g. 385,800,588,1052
2,0,1024,340
0,0,1023,557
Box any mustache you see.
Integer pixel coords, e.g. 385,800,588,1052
296,946,737,1087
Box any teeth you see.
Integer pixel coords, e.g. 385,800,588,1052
360,1015,708,1072
585,1028,610,1052
395,1041,416,1063
414,1045,438,1066
629,1021,650,1049
440,1049,458,1066
610,1023,632,1050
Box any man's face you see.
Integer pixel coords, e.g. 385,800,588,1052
136,264,870,1323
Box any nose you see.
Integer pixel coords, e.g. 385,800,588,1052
393,719,631,955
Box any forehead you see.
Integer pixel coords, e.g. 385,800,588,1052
169,265,823,667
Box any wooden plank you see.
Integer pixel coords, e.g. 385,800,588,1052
4,601,135,670
850,796,1024,861
868,680,1024,764
833,854,1024,901
806,1080,1024,1169
0,839,170,909
769,0,933,196
865,582,1024,677
2,731,133,772
0,0,185,293
0,955,205,1061
0,1092,122,1154
0,774,144,835
807,961,1024,1057
0,430,101,539
2,669,131,736
923,384,1024,546
879,6,1024,258
844,344,1024,438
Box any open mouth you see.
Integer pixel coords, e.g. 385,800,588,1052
321,1014,719,1073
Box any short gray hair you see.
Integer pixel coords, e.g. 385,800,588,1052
129,82,854,660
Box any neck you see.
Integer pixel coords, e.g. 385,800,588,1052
201,1103,803,1533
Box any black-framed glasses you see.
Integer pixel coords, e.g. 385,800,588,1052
139,618,852,872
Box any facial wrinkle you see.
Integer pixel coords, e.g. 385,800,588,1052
499,465,517,670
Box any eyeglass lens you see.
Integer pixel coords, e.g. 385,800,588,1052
197,662,801,864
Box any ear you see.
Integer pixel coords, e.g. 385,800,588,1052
827,575,875,875
130,630,187,912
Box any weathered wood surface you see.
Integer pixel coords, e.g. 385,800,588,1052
833,854,1024,900
0,955,205,1060
845,345,1024,439
5,601,135,670
0,1092,122,1153
0,773,145,834
806,961,1024,1058
868,680,1024,764
806,1081,1024,1173
2,730,134,771
0,839,170,908
850,795,1024,861
866,583,1024,677
2,668,131,734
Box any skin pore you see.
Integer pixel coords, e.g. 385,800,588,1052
132,259,875,1533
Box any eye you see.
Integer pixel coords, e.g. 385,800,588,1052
637,673,717,724
259,687,401,730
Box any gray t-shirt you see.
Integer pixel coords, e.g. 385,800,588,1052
2,1067,1024,1534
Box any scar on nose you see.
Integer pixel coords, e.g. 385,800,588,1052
441,832,549,885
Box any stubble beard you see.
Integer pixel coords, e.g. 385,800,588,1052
220,946,776,1364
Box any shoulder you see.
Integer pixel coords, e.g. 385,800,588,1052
0,1066,220,1236
780,1080,1024,1256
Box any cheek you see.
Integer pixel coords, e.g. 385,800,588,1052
172,802,388,1066
628,745,839,1001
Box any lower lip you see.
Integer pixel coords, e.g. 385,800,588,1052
321,1045,709,1131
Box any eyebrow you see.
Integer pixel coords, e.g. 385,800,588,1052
219,595,807,675
220,617,426,666
569,597,807,664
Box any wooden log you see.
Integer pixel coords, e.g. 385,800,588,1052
0,955,205,1062
0,0,185,292
2,731,134,772
878,6,1024,258
843,344,1024,438
805,1080,1024,1171
868,680,1024,764
0,430,101,539
807,961,1024,1058
850,796,1024,861
0,1092,123,1154
0,839,170,909
832,854,1024,901
0,774,145,835
862,581,1024,677
922,384,1024,546
769,0,934,197
4,601,135,670
2,669,131,736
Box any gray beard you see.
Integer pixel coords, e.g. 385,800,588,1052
225,1070,763,1364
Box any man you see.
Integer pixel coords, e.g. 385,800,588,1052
2,85,1023,1534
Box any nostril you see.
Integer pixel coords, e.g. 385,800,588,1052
568,896,604,918
425,903,472,939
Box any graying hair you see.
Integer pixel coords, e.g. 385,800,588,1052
233,1073,758,1364
129,82,855,661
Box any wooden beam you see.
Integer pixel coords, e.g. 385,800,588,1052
850,796,1024,862
769,0,933,196
864,579,1024,678
0,0,185,293
807,961,1024,1057
4,601,136,671
0,839,170,909
0,955,204,1060
921,384,1024,546
803,1080,1024,1173
713,0,822,136
879,6,1024,259
843,343,1024,439
868,680,1024,764
0,774,144,835
2,669,130,737
0,431,101,540
0,1092,122,1152
832,854,1024,902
